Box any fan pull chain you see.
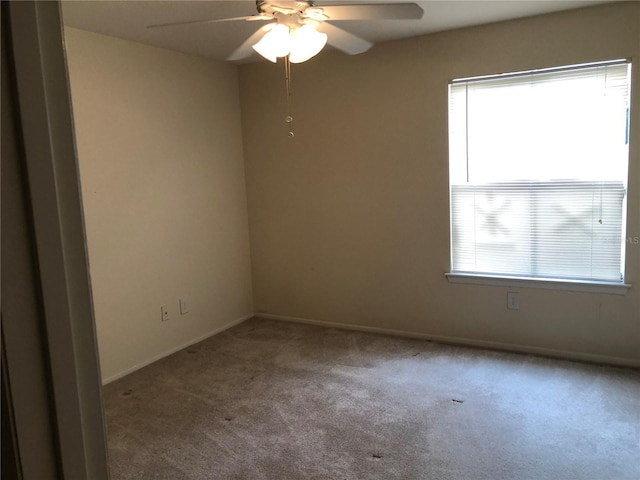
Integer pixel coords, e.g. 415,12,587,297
284,55,294,138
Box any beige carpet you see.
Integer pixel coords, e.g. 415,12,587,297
103,317,640,479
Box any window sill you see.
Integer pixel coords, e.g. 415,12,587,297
445,272,631,295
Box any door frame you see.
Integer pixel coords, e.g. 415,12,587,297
2,2,109,478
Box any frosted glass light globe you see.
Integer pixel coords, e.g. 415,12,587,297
253,24,291,62
289,25,327,63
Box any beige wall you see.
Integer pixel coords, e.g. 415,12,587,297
240,2,640,364
65,28,253,382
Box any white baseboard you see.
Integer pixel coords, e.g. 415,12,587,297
102,313,253,385
256,313,640,369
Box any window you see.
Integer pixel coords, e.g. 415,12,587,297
448,60,631,286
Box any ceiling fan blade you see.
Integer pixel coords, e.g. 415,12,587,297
316,22,373,56
321,3,423,21
147,14,271,30
227,26,271,61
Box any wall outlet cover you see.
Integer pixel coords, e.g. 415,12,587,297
507,292,520,310
180,298,189,315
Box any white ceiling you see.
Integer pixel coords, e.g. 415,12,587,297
61,1,612,63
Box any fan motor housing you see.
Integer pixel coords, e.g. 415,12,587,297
256,1,317,15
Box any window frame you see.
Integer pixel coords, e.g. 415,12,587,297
446,60,633,294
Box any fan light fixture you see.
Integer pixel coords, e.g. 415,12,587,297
252,23,327,63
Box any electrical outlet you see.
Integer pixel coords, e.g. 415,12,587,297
507,292,520,310
180,298,189,315
161,305,170,321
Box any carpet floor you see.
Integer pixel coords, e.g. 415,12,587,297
103,317,640,480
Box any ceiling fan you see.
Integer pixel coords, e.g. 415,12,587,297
148,1,424,63
149,1,423,137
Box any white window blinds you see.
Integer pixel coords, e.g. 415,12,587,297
449,61,631,283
